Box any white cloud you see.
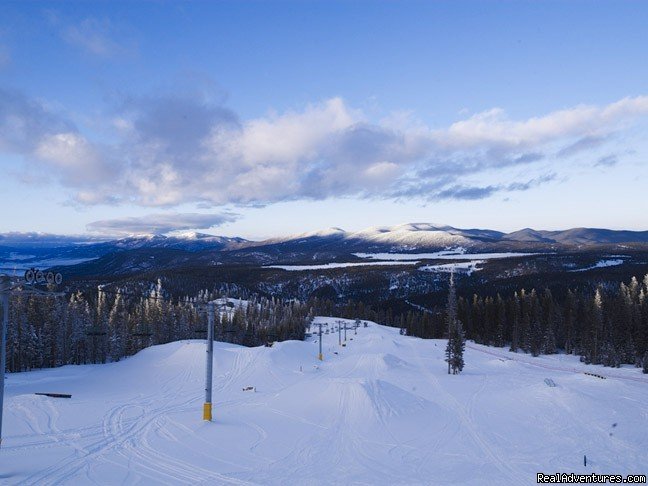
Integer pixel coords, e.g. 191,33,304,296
3,88,648,205
364,161,400,180
435,96,648,150
231,97,357,166
34,132,114,185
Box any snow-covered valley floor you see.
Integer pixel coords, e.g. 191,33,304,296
2,318,647,485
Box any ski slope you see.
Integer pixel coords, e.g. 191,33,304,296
2,318,647,485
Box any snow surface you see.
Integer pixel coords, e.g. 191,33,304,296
569,259,625,272
354,251,537,261
266,261,418,271
0,257,98,273
267,223,502,248
347,225,472,248
2,318,647,485
419,260,484,275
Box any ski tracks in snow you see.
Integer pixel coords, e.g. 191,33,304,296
20,344,251,485
408,340,528,484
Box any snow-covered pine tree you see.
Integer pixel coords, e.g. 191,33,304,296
108,290,128,361
591,287,604,364
445,271,465,375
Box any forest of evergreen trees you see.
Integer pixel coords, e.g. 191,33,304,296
4,280,311,373
5,273,648,374
398,274,648,373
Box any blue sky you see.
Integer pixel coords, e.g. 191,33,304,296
1,1,647,239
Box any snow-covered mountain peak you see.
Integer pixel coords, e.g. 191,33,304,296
299,227,346,238
170,231,204,239
389,222,453,232
346,223,472,248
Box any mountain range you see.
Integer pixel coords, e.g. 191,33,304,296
3,223,648,252
2,223,648,277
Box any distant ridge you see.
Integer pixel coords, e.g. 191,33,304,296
2,224,648,253
504,227,648,245
4,223,647,277
245,223,648,249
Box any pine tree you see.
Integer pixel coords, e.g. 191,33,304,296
591,288,604,364
108,291,128,361
495,294,506,348
643,351,648,374
563,290,577,354
509,292,520,352
445,272,465,374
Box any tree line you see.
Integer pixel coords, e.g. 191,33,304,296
396,274,648,373
5,280,312,373
7,273,648,374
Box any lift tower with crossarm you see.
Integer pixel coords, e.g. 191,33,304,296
0,269,64,448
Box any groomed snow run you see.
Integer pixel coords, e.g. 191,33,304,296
2,318,647,484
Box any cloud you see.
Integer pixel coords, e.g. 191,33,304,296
86,212,239,236
34,133,115,185
0,88,74,152
506,173,557,191
435,185,498,200
557,135,608,158
433,97,648,151
47,13,135,58
0,87,117,189
3,88,648,207
432,173,557,201
595,154,618,167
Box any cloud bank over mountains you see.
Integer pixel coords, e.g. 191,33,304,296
2,86,647,209
86,212,239,236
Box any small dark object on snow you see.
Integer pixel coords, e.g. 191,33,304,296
35,393,71,398
584,455,587,467
584,371,606,379
242,386,256,392
612,423,617,427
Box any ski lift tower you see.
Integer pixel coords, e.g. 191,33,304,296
0,269,64,448
199,299,231,422
316,322,323,361
203,301,215,421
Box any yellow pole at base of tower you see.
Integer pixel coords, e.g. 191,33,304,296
203,402,212,421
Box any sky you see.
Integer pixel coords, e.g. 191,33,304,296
0,0,647,240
